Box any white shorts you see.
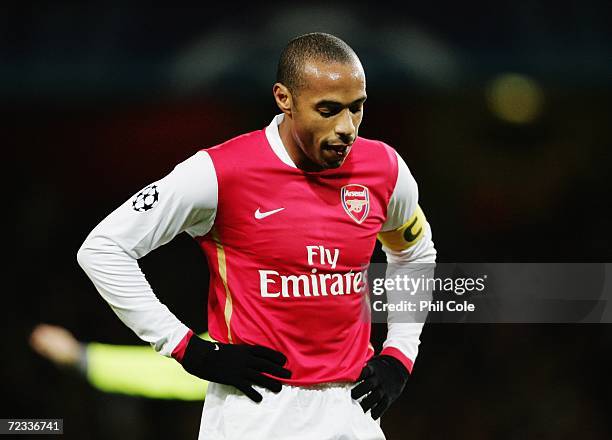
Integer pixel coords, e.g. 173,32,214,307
198,382,386,440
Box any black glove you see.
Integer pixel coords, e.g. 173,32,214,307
181,335,292,402
351,355,409,420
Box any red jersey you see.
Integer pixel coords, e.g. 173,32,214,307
78,114,435,386
200,129,398,384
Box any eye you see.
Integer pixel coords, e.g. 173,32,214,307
318,108,339,118
350,105,363,114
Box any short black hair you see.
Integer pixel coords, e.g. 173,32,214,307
276,32,358,94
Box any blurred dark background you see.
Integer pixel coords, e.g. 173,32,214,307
4,2,612,439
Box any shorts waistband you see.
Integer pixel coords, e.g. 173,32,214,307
285,381,354,390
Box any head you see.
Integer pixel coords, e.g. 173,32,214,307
273,33,366,171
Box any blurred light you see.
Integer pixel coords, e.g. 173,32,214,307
486,73,544,124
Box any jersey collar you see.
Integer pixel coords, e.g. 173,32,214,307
264,114,298,168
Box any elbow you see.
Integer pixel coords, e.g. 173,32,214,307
415,238,437,264
424,240,437,263
77,237,98,271
76,241,91,270
77,235,136,272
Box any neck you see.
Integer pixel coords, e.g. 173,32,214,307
277,116,322,172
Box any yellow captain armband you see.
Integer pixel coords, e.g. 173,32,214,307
377,205,426,251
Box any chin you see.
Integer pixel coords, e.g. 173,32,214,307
323,159,344,169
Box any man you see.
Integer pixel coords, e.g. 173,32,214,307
78,32,436,439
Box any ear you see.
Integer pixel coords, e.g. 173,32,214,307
273,83,293,117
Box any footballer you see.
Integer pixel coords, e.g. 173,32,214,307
78,32,436,439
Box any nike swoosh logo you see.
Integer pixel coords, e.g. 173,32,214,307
255,207,285,219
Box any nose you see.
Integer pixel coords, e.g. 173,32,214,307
334,109,356,143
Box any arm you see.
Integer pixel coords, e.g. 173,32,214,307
76,151,218,357
352,150,436,419
377,150,436,372
77,151,291,402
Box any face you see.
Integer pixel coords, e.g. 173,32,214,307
275,58,367,171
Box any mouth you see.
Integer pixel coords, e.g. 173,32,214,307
323,143,351,158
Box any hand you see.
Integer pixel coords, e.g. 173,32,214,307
351,355,409,420
180,335,292,403
29,324,82,367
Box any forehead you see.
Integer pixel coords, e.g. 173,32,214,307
299,59,366,103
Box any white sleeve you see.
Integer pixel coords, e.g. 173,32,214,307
381,152,436,264
77,151,217,357
379,151,436,372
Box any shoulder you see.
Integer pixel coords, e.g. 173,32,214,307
354,136,398,165
171,150,215,183
159,150,217,211
354,135,397,154
353,136,400,182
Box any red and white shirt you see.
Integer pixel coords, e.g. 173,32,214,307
78,114,436,385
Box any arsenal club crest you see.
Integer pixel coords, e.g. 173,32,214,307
341,184,370,224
